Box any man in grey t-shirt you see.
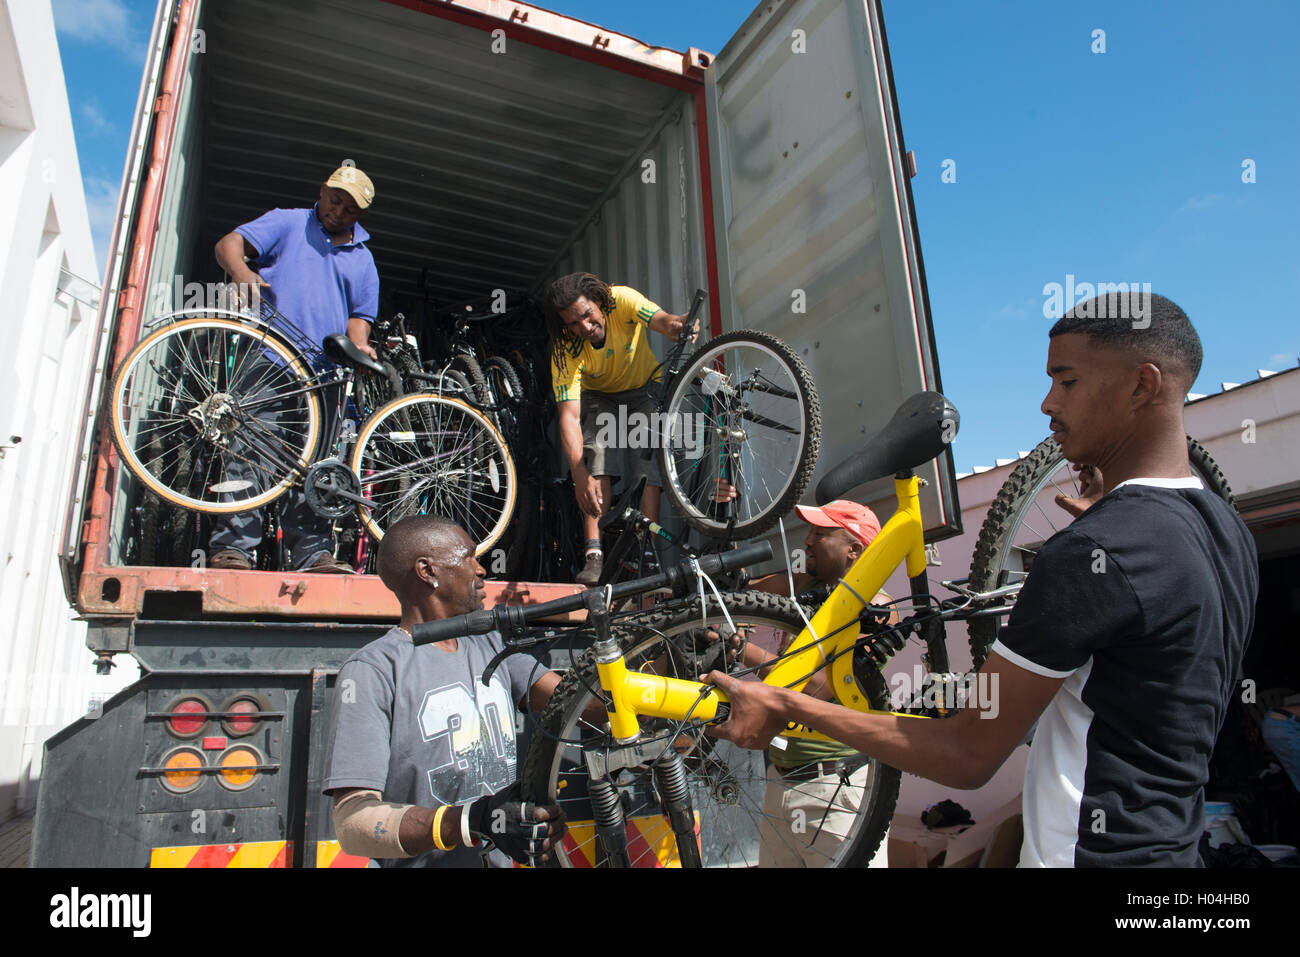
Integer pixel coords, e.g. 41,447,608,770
323,516,569,867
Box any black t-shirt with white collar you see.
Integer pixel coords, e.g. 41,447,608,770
991,477,1258,866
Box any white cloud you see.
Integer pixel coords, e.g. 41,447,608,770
83,175,121,272
79,99,114,136
993,296,1039,320
53,0,144,59
1175,193,1224,214
1265,352,1295,370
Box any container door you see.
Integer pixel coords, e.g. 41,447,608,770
704,0,958,538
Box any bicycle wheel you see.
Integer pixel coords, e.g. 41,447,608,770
450,354,490,406
484,355,524,444
110,317,322,513
354,359,405,421
967,435,1235,670
658,330,820,540
521,591,900,867
351,394,517,555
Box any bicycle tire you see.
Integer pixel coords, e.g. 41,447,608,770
350,394,517,555
450,354,490,406
484,355,524,442
109,317,322,513
355,359,404,421
413,367,477,405
658,330,821,540
966,435,1236,671
521,590,900,868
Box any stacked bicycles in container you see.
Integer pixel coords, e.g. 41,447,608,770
110,287,827,585
109,300,520,574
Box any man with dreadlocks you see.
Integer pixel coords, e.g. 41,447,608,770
545,272,693,585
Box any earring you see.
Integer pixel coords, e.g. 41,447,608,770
431,579,439,590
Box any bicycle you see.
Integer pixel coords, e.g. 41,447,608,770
634,288,822,541
411,390,1236,867
108,304,519,557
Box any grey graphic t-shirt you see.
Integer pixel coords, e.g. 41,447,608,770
322,626,545,867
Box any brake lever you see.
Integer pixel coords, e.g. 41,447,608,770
481,630,560,687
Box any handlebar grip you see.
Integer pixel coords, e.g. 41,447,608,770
699,541,772,575
411,609,497,645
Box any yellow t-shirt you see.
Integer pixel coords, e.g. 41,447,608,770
551,285,663,402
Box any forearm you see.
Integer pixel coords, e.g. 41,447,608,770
397,803,463,855
775,689,988,789
648,312,687,338
346,316,372,349
558,410,585,473
333,789,465,858
215,233,257,281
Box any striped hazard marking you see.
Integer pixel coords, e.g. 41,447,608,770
150,841,291,868
560,814,699,868
315,840,370,868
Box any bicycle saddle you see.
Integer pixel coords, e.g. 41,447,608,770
815,391,959,504
323,334,386,374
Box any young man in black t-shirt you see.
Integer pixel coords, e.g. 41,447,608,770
704,292,1258,866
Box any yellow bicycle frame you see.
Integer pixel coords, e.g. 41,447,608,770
596,474,930,742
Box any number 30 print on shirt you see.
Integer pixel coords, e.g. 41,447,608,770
417,678,516,804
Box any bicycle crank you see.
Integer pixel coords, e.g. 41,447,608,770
304,459,366,518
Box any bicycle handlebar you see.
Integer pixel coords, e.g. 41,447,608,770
410,541,772,646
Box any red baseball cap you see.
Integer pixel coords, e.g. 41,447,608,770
794,500,882,546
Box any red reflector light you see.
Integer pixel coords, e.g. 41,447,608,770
223,696,262,736
168,698,207,737
202,736,227,750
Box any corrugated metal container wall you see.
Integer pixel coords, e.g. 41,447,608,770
0,0,138,825
549,106,712,340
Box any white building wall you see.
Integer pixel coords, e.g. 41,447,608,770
0,0,137,824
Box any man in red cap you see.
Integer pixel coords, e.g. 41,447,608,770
712,487,893,866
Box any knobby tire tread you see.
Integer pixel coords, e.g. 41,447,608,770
966,435,1236,671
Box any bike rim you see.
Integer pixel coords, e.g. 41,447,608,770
351,394,516,554
536,607,888,867
662,339,809,535
112,318,320,513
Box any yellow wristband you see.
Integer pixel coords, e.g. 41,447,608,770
431,805,457,852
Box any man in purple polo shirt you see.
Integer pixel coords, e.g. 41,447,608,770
208,165,380,574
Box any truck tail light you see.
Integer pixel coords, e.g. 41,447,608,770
161,747,204,792
166,695,211,738
218,746,261,791
220,693,269,737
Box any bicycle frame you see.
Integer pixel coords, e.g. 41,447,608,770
148,308,368,510
596,472,932,743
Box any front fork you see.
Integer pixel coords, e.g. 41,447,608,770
583,589,703,867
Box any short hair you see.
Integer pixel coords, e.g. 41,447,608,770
1049,291,1202,388
545,272,614,371
376,514,463,598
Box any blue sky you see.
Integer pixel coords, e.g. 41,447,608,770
53,0,1300,474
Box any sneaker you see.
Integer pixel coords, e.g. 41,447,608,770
304,553,356,575
575,551,603,586
209,548,253,570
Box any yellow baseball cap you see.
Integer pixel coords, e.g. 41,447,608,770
325,165,375,209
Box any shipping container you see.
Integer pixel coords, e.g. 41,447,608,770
36,0,954,866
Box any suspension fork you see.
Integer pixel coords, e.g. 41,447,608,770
584,588,633,866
